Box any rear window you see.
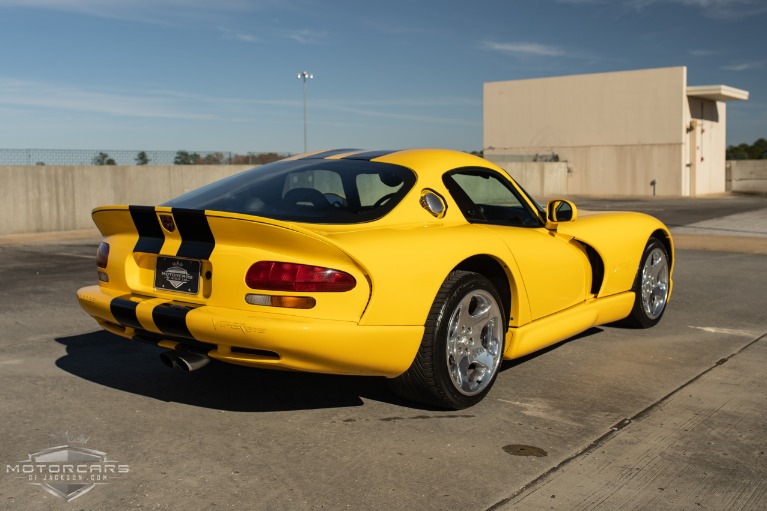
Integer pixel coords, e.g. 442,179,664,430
163,159,416,224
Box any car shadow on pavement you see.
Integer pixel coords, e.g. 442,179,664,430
55,327,604,413
54,330,425,412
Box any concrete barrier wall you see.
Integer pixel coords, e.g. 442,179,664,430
2,160,763,237
0,165,254,236
727,160,767,194
491,161,569,198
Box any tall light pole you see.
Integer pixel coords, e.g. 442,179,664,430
297,71,313,153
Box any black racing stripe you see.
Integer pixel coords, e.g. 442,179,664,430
110,297,142,329
129,205,164,254
172,209,215,260
152,303,194,339
297,149,360,159
341,150,398,161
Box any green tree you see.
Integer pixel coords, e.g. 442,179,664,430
198,152,226,165
93,152,116,165
726,138,767,160
752,138,767,159
727,143,749,160
174,150,201,165
135,151,150,165
232,152,285,165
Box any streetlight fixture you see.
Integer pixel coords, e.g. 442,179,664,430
297,71,314,153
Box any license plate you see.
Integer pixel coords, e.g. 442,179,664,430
154,256,201,295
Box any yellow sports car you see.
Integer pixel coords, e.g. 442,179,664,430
77,149,673,409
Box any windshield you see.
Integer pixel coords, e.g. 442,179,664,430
163,158,416,224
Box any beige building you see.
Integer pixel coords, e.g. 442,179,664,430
484,67,749,197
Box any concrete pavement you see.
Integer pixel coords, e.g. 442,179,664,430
0,193,765,511
499,193,767,510
496,327,767,510
572,194,767,254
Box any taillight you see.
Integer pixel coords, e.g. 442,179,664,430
246,261,356,292
96,242,110,283
96,242,110,269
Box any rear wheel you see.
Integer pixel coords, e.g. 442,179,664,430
623,237,670,328
388,271,506,410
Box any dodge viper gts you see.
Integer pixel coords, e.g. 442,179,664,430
77,149,673,409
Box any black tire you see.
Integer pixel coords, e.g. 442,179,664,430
622,237,670,328
388,271,506,410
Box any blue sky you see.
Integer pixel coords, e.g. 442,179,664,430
0,0,764,154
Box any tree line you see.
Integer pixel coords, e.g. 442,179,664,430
726,138,767,160
92,151,285,166
172,151,284,165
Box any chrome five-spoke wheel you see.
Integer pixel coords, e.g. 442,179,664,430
388,270,507,409
625,237,671,328
446,289,503,396
640,245,669,320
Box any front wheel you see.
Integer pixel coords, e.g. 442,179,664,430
623,237,670,328
388,271,506,410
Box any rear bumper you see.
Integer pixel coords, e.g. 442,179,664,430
76,285,423,377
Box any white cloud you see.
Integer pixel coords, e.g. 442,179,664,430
627,0,767,20
219,27,261,43
0,0,336,48
319,103,480,127
0,77,478,128
556,0,767,19
333,98,481,108
0,78,228,120
722,61,766,71
0,0,269,15
482,41,568,57
0,0,286,26
279,29,330,45
689,49,720,56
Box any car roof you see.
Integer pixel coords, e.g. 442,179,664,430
283,148,503,181
278,148,544,228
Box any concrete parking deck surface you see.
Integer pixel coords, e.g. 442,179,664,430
0,194,765,510
573,194,767,254
495,194,767,510
496,329,766,510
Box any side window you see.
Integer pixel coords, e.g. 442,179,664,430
356,172,405,207
452,173,524,208
444,168,541,227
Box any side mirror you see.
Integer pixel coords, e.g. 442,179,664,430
545,199,577,230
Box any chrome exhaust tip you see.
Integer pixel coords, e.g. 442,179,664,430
160,350,210,372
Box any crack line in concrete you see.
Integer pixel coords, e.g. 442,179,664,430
485,331,767,511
